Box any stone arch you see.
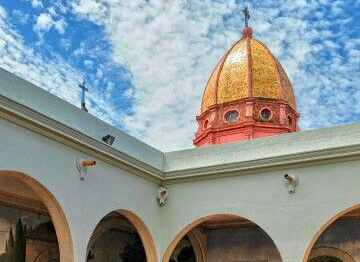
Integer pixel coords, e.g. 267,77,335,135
187,230,205,262
308,247,356,262
302,205,360,262
162,214,282,262
87,209,157,262
0,170,74,262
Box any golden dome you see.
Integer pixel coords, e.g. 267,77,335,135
201,27,296,113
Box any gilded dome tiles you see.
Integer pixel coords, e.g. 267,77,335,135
218,39,248,105
201,33,296,113
250,39,280,100
276,60,296,110
201,57,224,113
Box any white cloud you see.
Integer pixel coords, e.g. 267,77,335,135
1,1,360,152
31,0,43,8
60,38,71,50
70,0,360,151
12,10,30,24
84,59,94,68
0,10,122,128
0,6,6,20
34,13,52,31
34,12,67,34
71,0,240,151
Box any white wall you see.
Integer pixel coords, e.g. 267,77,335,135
2,115,360,262
0,118,162,262
160,160,360,262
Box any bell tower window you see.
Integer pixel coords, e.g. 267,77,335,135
225,110,239,123
204,120,209,129
260,108,271,121
288,116,293,126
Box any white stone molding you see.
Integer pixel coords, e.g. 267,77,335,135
0,95,164,183
3,93,360,185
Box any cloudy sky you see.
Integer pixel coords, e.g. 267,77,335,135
0,0,359,151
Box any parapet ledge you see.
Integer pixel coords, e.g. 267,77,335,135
0,67,164,179
3,67,360,184
163,122,360,181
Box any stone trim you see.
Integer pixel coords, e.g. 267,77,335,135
0,171,74,262
4,94,360,185
86,210,158,262
162,214,282,262
308,247,356,262
0,95,164,183
302,205,360,262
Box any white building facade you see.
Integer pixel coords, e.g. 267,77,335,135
0,26,359,262
1,66,360,262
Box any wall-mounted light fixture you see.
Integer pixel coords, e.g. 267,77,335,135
76,157,96,180
157,187,169,205
284,174,299,194
102,134,115,145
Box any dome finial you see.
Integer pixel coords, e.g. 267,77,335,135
241,6,253,37
242,6,250,27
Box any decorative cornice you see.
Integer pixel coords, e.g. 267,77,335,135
3,95,360,186
163,143,360,184
0,95,164,183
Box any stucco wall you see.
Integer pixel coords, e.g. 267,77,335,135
160,160,360,262
2,97,360,262
0,118,161,262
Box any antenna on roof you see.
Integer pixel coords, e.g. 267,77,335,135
79,80,88,112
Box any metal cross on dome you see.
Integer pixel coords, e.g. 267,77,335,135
242,6,250,27
79,80,88,112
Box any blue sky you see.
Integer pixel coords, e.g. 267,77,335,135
0,0,359,151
